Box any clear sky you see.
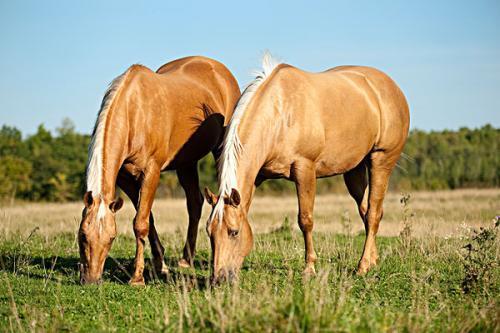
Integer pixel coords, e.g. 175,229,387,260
1,0,499,135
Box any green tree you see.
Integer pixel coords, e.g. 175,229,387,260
0,155,32,200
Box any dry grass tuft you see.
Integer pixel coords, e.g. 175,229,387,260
1,188,498,238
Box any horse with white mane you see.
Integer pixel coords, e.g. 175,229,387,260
205,53,409,284
78,56,240,285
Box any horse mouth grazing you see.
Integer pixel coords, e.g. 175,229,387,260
211,268,238,286
79,262,103,285
80,276,103,285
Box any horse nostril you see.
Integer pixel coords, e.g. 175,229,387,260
227,270,236,283
210,274,221,286
211,269,226,286
218,269,226,279
80,275,102,285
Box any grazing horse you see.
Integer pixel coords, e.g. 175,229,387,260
205,53,409,283
78,56,240,285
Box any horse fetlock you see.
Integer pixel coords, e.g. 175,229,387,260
356,259,371,275
152,257,168,275
129,275,146,286
178,258,192,268
182,246,196,265
357,254,378,275
306,250,317,264
303,263,316,278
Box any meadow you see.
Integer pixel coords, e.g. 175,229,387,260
0,188,498,332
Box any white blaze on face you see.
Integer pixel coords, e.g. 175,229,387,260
96,198,107,234
97,200,107,221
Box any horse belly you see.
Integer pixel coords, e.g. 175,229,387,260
315,117,378,177
315,146,369,177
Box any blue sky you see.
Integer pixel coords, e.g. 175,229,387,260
1,0,499,134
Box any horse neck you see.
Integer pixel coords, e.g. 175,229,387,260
103,97,131,200
101,136,127,201
234,108,277,210
87,86,130,202
235,156,260,212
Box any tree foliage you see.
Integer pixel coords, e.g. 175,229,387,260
0,120,497,202
391,125,499,190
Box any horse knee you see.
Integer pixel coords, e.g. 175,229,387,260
298,212,314,232
133,219,149,239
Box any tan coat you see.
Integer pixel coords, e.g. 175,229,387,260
79,56,240,284
206,60,409,283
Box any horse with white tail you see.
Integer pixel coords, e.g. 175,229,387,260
79,56,240,285
205,53,409,284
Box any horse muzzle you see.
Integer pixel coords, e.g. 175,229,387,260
210,268,238,286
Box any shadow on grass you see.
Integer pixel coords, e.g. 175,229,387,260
0,252,211,289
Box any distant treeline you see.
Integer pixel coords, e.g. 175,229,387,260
0,119,498,202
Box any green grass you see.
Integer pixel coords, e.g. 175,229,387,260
0,226,498,332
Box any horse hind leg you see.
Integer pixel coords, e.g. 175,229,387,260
357,150,398,274
343,160,369,221
177,163,204,268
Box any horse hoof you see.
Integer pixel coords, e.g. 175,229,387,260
129,277,145,286
356,259,376,275
154,261,169,275
178,258,191,268
160,262,169,275
356,266,369,275
302,266,316,279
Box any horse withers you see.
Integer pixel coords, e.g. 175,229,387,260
205,53,409,284
78,56,240,285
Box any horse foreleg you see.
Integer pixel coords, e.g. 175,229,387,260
129,163,160,286
117,171,167,277
177,163,204,268
293,161,317,277
147,215,168,275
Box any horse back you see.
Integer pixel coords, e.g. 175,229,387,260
156,56,240,123
256,65,409,176
117,57,240,171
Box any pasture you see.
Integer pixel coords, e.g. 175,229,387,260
0,189,498,332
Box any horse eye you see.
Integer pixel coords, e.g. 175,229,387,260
228,229,239,238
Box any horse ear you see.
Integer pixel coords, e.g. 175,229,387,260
83,191,93,208
109,197,124,213
229,188,241,207
204,187,217,206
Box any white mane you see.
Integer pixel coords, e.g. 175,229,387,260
86,69,128,221
209,52,282,224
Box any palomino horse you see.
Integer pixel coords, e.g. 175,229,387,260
79,56,240,285
205,53,409,283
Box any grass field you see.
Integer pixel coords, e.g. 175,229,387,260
0,189,499,332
